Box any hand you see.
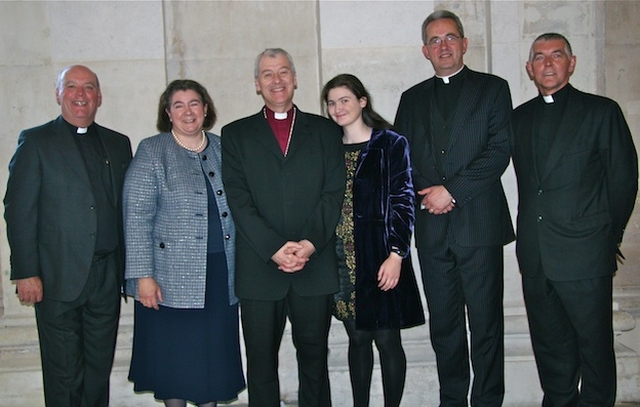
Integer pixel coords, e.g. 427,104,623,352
138,277,163,310
16,276,43,304
377,252,402,291
418,185,455,215
272,241,308,273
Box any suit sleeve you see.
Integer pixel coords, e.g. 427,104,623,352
444,80,513,207
394,93,431,191
221,127,289,262
4,131,42,280
122,140,157,279
602,101,638,244
298,121,345,254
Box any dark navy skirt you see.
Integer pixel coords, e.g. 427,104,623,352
128,252,245,403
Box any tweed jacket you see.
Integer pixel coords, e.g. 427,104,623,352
123,132,237,308
4,116,132,301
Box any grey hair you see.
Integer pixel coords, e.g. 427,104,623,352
253,48,296,79
529,33,573,61
421,10,465,45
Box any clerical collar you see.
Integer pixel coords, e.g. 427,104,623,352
540,83,570,105
63,118,93,135
264,106,294,120
436,65,465,84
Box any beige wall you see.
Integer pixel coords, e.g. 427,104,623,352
1,0,638,322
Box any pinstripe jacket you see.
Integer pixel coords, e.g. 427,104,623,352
123,132,237,308
395,67,515,249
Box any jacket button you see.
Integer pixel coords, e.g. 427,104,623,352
208,171,214,177
537,215,543,222
537,189,543,195
216,190,223,195
159,242,165,248
224,234,230,240
221,212,228,217
202,155,207,161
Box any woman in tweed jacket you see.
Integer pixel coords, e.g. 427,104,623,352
123,80,244,407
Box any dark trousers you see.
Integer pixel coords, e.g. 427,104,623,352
35,253,121,407
522,273,615,407
418,243,505,407
240,289,333,407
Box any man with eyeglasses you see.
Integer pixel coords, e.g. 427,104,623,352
395,10,514,407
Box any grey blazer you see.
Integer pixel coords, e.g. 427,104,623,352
123,132,237,308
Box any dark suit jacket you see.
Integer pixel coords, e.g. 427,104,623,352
221,107,346,301
4,116,132,301
512,84,638,281
394,67,515,249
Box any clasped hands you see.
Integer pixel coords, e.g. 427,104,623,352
419,185,455,215
272,239,315,273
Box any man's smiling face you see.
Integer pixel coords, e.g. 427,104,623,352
255,53,297,113
56,66,102,128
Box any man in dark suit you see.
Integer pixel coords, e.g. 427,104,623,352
511,33,638,406
4,65,132,406
394,10,514,407
221,48,345,407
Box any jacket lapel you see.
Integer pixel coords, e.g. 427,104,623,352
50,117,93,191
521,103,542,184
252,110,290,160
447,73,481,149
95,125,120,206
540,85,585,182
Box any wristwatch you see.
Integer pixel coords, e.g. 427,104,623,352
390,246,406,257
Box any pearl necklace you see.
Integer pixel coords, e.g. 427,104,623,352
171,129,206,152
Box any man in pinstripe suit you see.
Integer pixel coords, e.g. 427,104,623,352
394,10,514,407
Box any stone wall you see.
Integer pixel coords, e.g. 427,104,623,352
1,1,638,405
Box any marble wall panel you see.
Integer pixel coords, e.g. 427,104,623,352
163,0,324,129
48,1,164,62
0,2,53,66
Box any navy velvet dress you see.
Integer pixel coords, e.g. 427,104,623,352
333,130,425,331
128,175,245,403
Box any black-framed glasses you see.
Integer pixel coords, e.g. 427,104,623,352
427,34,461,48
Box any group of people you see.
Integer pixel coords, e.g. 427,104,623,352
4,8,637,407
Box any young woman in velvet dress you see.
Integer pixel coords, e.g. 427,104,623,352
321,74,424,407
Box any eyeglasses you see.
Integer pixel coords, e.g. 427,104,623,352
427,34,461,48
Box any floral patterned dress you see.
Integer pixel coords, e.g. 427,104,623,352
333,141,367,320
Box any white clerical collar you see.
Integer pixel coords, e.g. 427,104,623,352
77,127,88,134
274,111,288,120
542,94,554,104
436,66,465,84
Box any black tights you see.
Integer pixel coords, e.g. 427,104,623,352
343,320,406,407
164,399,216,407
